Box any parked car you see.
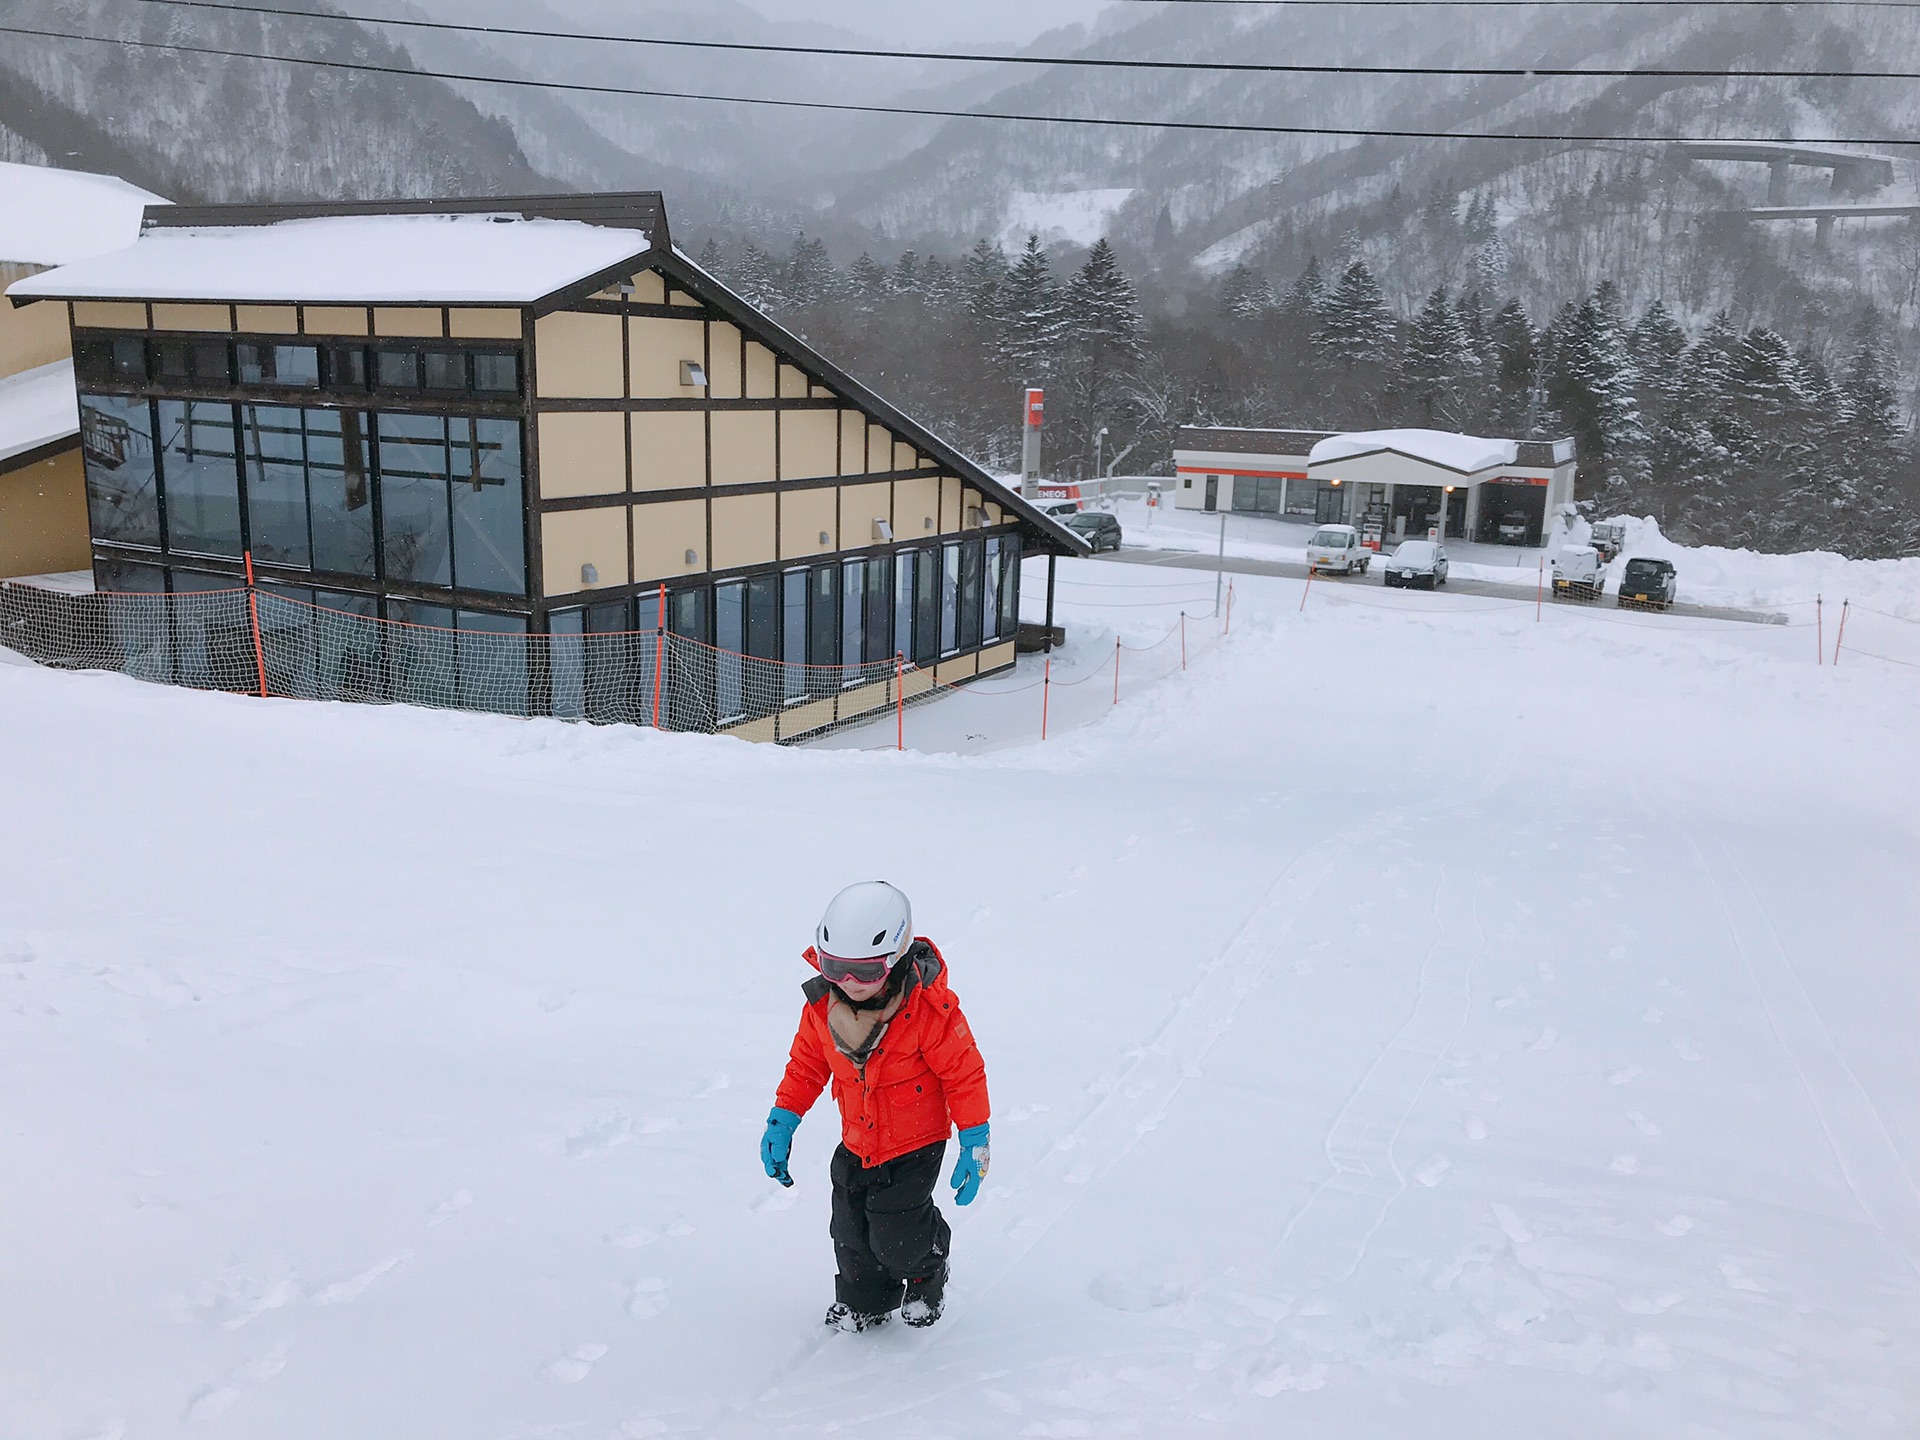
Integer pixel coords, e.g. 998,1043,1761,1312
1496,514,1531,544
1617,557,1678,611
1307,523,1371,575
1590,521,1627,563
1065,510,1123,552
1384,539,1448,589
1550,543,1605,601
1040,499,1079,518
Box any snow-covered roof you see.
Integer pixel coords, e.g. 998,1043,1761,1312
0,359,79,465
6,213,650,306
0,162,167,268
1309,429,1519,475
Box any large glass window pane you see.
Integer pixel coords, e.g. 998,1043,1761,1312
94,560,168,680
238,342,320,388
668,586,707,642
714,580,745,722
384,598,457,707
192,340,232,385
472,351,521,394
912,547,939,666
111,337,148,384
939,542,961,655
745,574,779,661
840,559,865,673
328,345,369,392
893,551,913,665
257,580,318,697
864,553,891,667
80,395,161,547
665,586,710,731
376,348,420,390
240,404,311,568
809,563,839,692
457,610,529,715
999,536,1022,638
151,340,191,385
958,538,984,651
158,400,243,557
310,589,381,701
74,337,114,387
586,599,640,724
423,349,468,394
782,568,808,702
306,409,375,576
167,568,253,694
983,538,1002,644
377,412,452,587
549,607,586,721
449,418,525,595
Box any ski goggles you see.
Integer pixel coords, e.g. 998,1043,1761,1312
818,950,893,986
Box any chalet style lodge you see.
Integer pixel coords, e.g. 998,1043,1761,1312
4,192,1084,737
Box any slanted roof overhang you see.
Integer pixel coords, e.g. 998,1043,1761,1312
639,247,1089,560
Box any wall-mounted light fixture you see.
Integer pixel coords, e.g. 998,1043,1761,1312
684,548,699,565
580,562,599,585
617,281,636,297
923,516,934,529
818,530,831,545
872,519,893,543
681,361,708,387
966,505,988,529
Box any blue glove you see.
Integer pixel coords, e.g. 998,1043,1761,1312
761,1107,801,1186
950,1123,990,1206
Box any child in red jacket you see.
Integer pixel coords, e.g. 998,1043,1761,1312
760,881,991,1332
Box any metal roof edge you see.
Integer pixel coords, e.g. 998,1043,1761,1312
647,249,1089,558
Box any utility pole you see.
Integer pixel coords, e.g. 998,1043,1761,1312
1215,507,1227,616
1093,426,1108,500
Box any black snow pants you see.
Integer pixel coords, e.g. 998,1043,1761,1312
829,1139,950,1315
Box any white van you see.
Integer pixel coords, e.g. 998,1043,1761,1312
1551,544,1605,600
1306,523,1370,575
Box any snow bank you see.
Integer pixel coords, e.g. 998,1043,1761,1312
1594,514,1920,617
7,214,649,305
0,161,166,267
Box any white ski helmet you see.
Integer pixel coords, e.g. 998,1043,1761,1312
816,881,913,966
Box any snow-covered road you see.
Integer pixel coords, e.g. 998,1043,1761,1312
1,553,1915,1438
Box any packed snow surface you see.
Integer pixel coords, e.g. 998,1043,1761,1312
0,160,166,267
0,358,79,462
6,214,648,305
997,188,1136,250
1309,429,1521,475
1,552,1916,1438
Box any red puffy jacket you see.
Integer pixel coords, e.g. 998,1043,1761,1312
774,938,990,1167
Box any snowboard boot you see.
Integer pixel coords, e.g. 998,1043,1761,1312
900,1263,948,1328
824,1302,890,1334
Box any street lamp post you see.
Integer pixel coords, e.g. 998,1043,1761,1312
1093,427,1108,500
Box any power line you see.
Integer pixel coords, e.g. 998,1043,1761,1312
1110,0,1920,6
124,0,1920,81
9,23,1920,147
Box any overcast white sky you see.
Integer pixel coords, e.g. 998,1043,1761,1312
745,0,1120,46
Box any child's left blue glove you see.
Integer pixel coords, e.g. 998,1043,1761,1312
950,1123,990,1206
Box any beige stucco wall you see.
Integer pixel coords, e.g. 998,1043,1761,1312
839,411,869,475
894,440,920,473
936,653,978,684
744,341,777,399
540,507,628,597
711,492,777,570
150,303,230,332
628,315,707,399
710,410,776,486
779,487,837,560
633,497,707,583
236,305,299,334
449,309,522,340
839,481,892,547
630,411,705,492
0,297,69,379
374,307,443,339
938,478,962,534
779,363,808,397
894,474,939,538
868,423,894,473
537,413,626,498
779,409,838,480
72,301,145,330
534,311,623,399
706,321,743,400
978,641,1016,674
304,306,368,336
0,447,89,578
628,272,667,305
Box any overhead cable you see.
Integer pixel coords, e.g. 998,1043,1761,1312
9,24,1920,147
123,0,1920,81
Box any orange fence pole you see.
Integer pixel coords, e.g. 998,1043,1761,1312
1225,579,1235,635
1816,595,1824,665
1833,599,1850,665
1535,557,1545,622
1112,638,1121,706
1299,566,1314,612
1041,656,1051,740
243,551,268,698
895,651,905,751
651,582,665,729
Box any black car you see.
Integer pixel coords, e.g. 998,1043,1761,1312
1065,511,1123,552
1618,557,1678,611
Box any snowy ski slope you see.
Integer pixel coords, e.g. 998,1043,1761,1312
0,553,1915,1438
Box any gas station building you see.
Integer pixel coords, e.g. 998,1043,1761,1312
1172,426,1577,547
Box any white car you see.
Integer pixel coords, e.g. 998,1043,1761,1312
1306,523,1370,575
1551,543,1604,600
